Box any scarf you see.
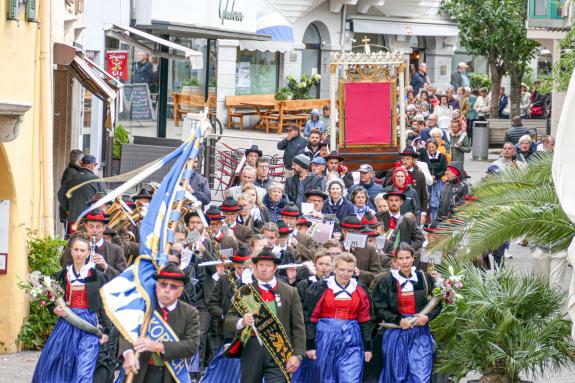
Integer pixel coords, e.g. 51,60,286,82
391,267,418,292
326,275,357,300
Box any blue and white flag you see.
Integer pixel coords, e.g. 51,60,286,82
101,110,211,383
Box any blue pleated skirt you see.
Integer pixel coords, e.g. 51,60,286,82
312,318,364,383
200,346,241,383
379,325,434,383
32,308,100,383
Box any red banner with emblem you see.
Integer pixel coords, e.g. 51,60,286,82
105,50,129,81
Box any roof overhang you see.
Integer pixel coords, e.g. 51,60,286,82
136,20,272,41
350,16,459,37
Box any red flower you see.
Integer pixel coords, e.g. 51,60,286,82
46,291,52,300
39,300,46,307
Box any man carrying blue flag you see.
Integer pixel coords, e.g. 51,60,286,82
120,262,200,382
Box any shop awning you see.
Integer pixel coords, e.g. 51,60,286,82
104,24,203,68
239,11,299,52
54,43,119,103
239,40,304,53
351,17,459,37
137,20,272,41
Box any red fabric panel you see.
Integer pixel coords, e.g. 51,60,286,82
356,286,372,323
345,82,392,145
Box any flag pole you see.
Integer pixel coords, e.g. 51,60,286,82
125,132,200,383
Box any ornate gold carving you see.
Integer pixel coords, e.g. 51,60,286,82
398,63,407,74
328,63,337,75
345,64,393,81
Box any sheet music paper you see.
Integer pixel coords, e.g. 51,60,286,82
301,203,314,215
344,233,368,250
311,222,334,244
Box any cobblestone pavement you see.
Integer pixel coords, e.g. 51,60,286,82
2,131,573,382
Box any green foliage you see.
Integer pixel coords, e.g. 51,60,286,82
112,124,129,160
429,152,575,258
17,230,66,350
284,74,321,100
541,26,575,93
182,78,200,87
274,87,291,101
431,263,575,382
468,72,491,90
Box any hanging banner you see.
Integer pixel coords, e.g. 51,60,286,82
105,50,129,81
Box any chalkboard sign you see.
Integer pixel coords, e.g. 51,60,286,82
123,84,155,121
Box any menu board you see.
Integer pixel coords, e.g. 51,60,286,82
123,84,155,121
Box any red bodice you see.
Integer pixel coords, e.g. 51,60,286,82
66,282,89,309
397,282,416,315
319,288,361,320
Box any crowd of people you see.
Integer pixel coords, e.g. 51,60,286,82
40,62,561,383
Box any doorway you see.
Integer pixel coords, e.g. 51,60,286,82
302,23,322,98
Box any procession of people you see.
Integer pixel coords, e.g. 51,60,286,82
37,67,560,383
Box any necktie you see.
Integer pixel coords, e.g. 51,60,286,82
161,307,169,321
392,217,398,225
261,283,274,291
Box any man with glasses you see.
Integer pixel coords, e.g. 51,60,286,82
121,262,200,382
255,157,273,190
221,196,255,248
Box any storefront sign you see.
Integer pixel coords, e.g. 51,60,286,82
105,51,129,81
219,0,244,25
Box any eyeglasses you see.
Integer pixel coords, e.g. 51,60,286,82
158,281,183,291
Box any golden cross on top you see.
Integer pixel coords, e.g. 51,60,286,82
362,36,370,45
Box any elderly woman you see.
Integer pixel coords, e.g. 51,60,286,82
242,183,270,224
434,94,453,130
516,134,537,163
373,193,389,215
304,253,373,383
372,243,441,383
237,193,264,232
262,182,289,223
383,167,421,221
322,178,355,225
430,127,451,163
350,186,376,220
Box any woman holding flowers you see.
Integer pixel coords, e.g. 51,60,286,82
371,243,442,383
32,236,111,383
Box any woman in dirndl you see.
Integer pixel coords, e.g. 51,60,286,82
372,243,442,383
301,252,374,383
32,236,111,383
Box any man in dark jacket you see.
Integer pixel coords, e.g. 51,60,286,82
302,130,322,161
348,164,384,210
189,169,211,206
504,116,531,145
324,151,354,188
285,154,323,208
411,63,430,95
59,149,84,223
436,161,469,221
277,124,307,174
384,147,429,226
380,189,426,257
58,154,108,225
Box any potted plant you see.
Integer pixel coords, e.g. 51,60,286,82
284,74,321,100
431,263,575,383
112,124,129,175
181,78,200,95
274,87,291,101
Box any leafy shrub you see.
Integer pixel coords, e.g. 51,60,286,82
274,87,291,101
17,230,66,350
285,74,321,100
469,72,491,90
112,124,129,160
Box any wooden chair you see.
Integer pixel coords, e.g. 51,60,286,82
225,94,276,130
262,99,330,134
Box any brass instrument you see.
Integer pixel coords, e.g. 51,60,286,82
105,198,146,231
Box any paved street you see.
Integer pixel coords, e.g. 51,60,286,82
1,129,573,382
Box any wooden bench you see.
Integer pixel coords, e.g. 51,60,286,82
225,94,276,130
263,99,330,134
487,118,548,146
173,92,216,126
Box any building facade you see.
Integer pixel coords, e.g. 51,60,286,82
0,0,54,352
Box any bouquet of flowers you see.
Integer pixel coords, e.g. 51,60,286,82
18,270,64,307
432,265,464,305
274,73,322,100
18,270,103,336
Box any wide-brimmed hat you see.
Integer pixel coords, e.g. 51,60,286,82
305,188,328,201
277,220,294,235
252,247,282,264
296,217,312,227
341,215,364,230
399,146,420,158
103,226,117,236
384,188,406,200
205,205,224,221
361,211,379,228
84,211,110,223
221,196,241,212
323,151,344,162
361,228,379,238
233,246,252,264
153,263,189,284
245,145,263,157
281,203,300,217
132,188,154,201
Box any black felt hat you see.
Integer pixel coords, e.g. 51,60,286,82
132,188,154,201
281,203,300,217
245,145,263,157
277,220,294,235
220,196,241,212
399,146,420,158
305,188,328,201
205,205,224,221
251,247,282,264
153,262,189,284
341,215,364,230
383,188,406,200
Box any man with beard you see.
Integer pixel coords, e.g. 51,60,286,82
324,151,354,189
285,154,322,209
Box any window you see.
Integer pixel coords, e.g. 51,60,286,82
236,50,279,95
533,0,547,17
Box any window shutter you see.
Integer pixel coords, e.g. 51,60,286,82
8,0,19,21
25,0,38,22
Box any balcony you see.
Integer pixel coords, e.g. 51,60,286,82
528,0,571,29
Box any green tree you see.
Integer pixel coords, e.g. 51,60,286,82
442,0,538,118
541,27,575,93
